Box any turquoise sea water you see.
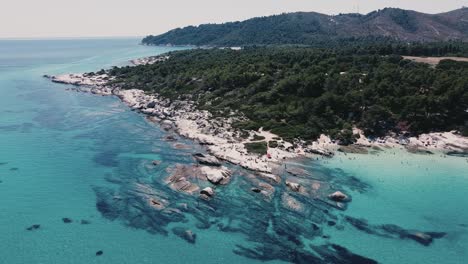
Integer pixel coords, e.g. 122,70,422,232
0,38,467,264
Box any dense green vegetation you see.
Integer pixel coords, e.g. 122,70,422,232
142,8,468,46
252,134,266,141
299,40,468,57
108,47,468,142
244,142,268,155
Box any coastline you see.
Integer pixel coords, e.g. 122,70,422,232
3,38,467,264
45,72,307,174
44,57,468,174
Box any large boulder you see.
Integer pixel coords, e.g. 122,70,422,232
193,153,221,166
200,187,215,200
201,166,231,185
200,187,214,197
286,181,301,192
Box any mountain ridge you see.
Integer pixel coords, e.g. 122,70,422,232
142,7,468,46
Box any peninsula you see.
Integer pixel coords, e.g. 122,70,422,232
46,45,468,174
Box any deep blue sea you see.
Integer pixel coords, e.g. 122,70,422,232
0,38,467,264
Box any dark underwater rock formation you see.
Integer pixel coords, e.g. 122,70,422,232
172,227,197,244
312,244,378,264
446,151,468,157
90,151,388,263
406,231,446,246
26,224,40,231
62,218,73,223
165,164,201,194
345,216,446,246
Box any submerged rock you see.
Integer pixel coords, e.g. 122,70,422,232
173,177,198,193
62,218,73,223
251,188,262,193
345,216,446,246
173,143,191,150
152,160,162,166
165,135,177,141
166,165,201,194
172,227,197,244
95,250,103,256
338,145,369,154
320,244,378,264
286,167,310,178
80,220,91,225
407,231,446,246
446,151,468,157
26,224,40,231
257,173,281,184
148,198,166,210
281,193,304,212
406,146,434,155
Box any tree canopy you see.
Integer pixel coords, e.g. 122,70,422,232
107,47,468,142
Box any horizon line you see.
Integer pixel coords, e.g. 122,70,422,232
0,35,145,41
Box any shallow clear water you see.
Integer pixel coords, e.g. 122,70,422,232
0,39,467,264
319,149,468,264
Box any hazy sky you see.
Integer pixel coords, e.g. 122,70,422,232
1,0,467,38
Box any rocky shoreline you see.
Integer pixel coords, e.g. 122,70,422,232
44,61,468,174
45,72,334,175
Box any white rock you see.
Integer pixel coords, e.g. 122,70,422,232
200,187,214,197
200,166,231,184
286,181,301,192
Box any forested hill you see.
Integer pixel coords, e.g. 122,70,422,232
142,8,468,46
107,47,468,142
